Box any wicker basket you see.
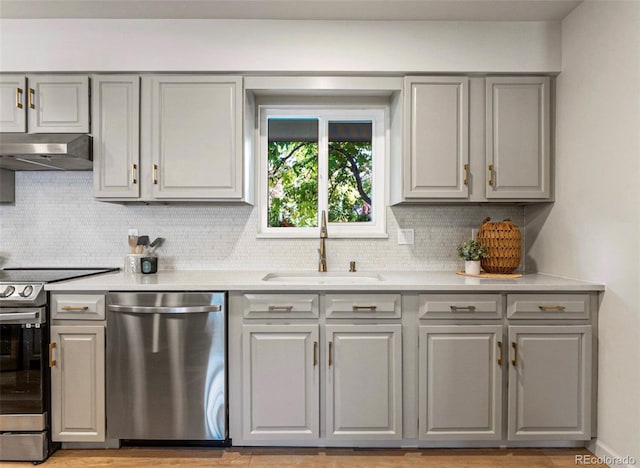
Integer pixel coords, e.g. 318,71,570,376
477,218,522,274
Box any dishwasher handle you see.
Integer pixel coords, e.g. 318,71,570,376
108,304,223,314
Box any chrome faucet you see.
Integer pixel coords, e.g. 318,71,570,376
318,210,328,272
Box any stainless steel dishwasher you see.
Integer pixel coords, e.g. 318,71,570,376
106,292,226,442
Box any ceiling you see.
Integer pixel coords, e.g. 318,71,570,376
0,0,583,21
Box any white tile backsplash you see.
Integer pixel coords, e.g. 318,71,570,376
0,172,524,272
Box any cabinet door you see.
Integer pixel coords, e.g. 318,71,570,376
404,76,469,199
419,325,503,441
242,324,319,440
508,325,591,440
50,325,105,442
0,75,26,132
486,76,550,199
325,324,402,440
27,75,90,133
92,75,140,198
144,75,243,199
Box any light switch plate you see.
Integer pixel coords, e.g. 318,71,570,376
128,228,139,236
471,228,478,239
397,228,414,245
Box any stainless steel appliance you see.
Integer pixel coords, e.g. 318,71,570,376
0,134,92,171
0,267,118,462
106,292,227,442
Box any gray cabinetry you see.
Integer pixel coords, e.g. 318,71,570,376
0,74,89,133
93,74,248,202
402,76,469,199
50,324,105,442
50,293,106,443
142,75,244,200
241,324,319,440
508,325,592,440
486,76,551,199
325,324,402,440
394,75,552,203
418,325,503,441
0,75,27,132
92,75,140,198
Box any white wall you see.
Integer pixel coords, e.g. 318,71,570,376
0,19,560,72
525,1,640,465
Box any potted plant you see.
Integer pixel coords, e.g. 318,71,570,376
457,239,489,275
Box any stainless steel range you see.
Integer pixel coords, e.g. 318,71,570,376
0,268,118,462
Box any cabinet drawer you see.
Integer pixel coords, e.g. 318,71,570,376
507,294,590,320
325,294,401,319
243,294,319,319
419,294,502,319
51,294,105,320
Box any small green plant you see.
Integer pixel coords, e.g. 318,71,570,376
457,239,489,261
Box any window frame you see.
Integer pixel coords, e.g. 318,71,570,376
257,104,388,238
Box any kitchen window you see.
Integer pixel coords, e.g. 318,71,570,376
258,106,387,238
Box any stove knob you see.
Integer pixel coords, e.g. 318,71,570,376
0,286,15,298
20,285,34,297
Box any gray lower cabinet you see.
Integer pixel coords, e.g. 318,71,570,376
241,324,319,440
325,324,402,440
50,325,105,442
508,325,592,441
418,325,503,441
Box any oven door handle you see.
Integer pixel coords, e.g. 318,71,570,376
0,311,41,323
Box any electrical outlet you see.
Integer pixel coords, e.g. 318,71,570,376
397,228,414,245
128,228,138,236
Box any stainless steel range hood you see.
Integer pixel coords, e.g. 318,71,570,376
0,134,92,171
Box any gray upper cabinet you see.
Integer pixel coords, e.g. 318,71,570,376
0,75,27,132
486,76,551,199
92,75,140,198
0,74,89,133
402,76,469,199
94,74,249,202
142,75,244,200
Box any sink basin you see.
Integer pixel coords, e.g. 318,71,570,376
262,272,384,284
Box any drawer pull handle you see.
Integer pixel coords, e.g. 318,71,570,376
352,305,377,311
131,163,138,185
49,342,57,367
313,341,318,367
268,305,294,312
61,306,89,311
328,341,333,367
450,305,476,312
152,164,158,185
488,164,494,186
511,342,518,367
538,305,566,311
28,88,35,109
16,87,23,109
497,341,503,366
463,163,469,186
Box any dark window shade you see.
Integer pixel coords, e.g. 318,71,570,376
268,118,318,142
329,121,372,143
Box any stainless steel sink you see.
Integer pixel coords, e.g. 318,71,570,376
261,272,384,284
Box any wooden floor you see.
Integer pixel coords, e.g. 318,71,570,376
0,447,608,467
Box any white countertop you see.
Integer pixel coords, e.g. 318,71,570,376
44,270,605,292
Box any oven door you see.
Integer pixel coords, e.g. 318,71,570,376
0,307,46,417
